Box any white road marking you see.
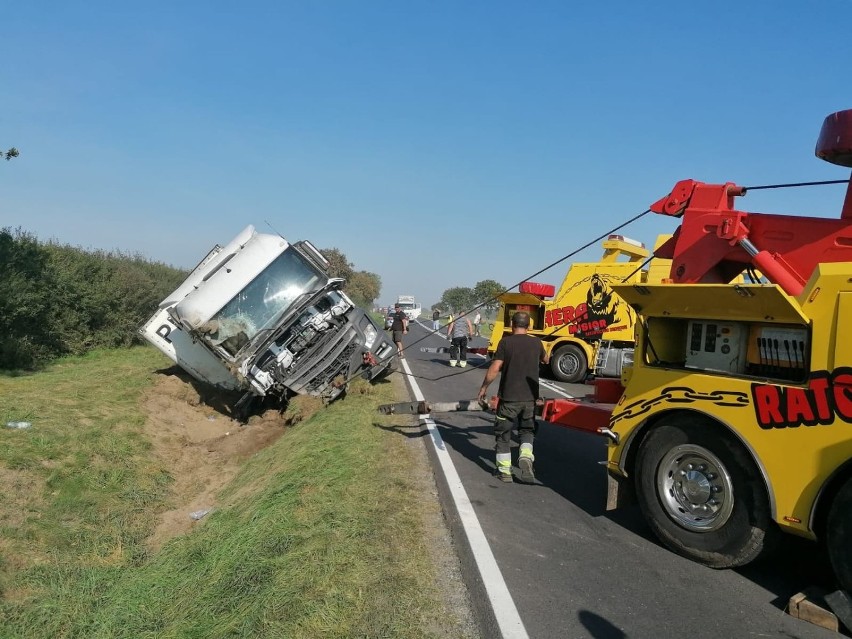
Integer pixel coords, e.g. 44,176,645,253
411,319,488,358
412,319,578,393
400,356,530,639
538,379,575,398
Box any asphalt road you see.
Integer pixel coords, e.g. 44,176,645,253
396,319,842,639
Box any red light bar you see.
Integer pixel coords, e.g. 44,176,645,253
519,282,555,297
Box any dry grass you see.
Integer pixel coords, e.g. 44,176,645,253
0,347,477,639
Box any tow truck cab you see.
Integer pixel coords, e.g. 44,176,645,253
487,234,652,383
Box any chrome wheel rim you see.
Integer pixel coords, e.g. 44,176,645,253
557,352,580,377
656,444,735,532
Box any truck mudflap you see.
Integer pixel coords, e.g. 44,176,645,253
606,471,636,511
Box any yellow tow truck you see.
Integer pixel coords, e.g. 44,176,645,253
540,109,852,593
487,234,655,383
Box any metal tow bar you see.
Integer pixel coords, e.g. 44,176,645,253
378,398,497,415
419,346,489,356
376,397,554,416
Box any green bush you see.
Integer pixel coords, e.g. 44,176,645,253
0,227,188,370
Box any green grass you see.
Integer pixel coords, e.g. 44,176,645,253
0,347,470,639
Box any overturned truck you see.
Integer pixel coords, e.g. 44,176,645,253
141,225,396,416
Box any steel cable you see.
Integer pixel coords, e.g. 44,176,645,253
350,208,651,385
742,178,850,192
356,174,852,386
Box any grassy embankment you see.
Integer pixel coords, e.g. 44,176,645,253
0,347,471,638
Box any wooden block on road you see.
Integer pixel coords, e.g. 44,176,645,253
789,588,839,632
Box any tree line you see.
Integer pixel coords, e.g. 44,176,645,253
0,228,381,371
319,247,382,310
434,279,505,316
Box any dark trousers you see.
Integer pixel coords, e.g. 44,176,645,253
494,400,536,454
449,336,468,361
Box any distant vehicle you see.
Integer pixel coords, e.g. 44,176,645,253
395,295,421,320
487,235,658,383
141,224,397,418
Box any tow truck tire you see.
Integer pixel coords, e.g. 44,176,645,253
550,344,586,383
827,475,852,593
635,414,776,569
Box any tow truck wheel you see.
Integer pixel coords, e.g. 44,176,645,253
635,414,776,569
826,475,852,593
550,344,586,383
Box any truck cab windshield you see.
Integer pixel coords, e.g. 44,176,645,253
205,249,325,356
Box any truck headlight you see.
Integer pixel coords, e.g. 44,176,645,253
363,324,378,348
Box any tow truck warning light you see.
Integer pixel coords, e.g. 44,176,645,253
606,234,645,248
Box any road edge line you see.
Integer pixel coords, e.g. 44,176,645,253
400,357,530,639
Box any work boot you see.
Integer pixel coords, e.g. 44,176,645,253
518,456,535,484
495,468,513,483
449,360,458,367
495,453,512,482
459,360,467,368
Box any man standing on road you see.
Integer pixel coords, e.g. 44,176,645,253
477,311,548,483
473,310,482,336
432,308,441,331
390,303,409,358
446,311,473,367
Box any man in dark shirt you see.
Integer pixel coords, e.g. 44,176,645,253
477,312,549,483
390,303,409,357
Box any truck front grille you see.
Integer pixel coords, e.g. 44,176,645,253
304,341,358,394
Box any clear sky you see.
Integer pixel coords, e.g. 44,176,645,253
3,1,851,310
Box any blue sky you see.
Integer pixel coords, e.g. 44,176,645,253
3,1,851,309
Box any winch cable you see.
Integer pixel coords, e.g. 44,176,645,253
353,208,652,385
620,254,656,284
742,178,850,192
363,176,851,386
531,178,852,341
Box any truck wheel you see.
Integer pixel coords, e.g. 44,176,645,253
827,475,852,593
635,414,776,568
550,344,586,383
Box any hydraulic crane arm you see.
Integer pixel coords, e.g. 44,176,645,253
652,110,852,297
539,108,852,439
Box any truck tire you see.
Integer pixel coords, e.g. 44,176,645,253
550,344,586,383
635,413,776,568
827,475,852,593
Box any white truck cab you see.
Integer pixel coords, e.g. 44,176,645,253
395,295,421,320
141,225,396,416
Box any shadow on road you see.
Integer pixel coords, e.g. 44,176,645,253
578,610,628,639
432,416,497,476
373,421,430,440
737,535,838,610
431,406,843,619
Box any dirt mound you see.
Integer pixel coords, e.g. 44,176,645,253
142,368,319,551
